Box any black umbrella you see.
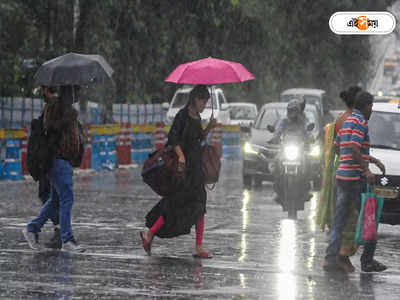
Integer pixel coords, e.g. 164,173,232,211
33,52,114,87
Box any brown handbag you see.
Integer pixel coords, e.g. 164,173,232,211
201,144,221,184
141,146,183,196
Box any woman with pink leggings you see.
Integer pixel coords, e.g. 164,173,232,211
140,85,216,258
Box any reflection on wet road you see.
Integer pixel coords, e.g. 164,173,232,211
1,160,400,299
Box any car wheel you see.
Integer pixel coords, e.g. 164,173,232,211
243,174,252,187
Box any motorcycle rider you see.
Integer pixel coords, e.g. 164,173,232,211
269,99,312,204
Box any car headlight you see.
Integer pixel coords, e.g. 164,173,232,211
244,142,258,154
309,145,321,157
284,145,299,160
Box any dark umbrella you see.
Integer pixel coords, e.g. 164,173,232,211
33,53,114,87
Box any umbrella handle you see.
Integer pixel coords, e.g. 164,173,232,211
211,85,214,119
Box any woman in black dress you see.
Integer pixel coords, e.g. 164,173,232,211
140,85,217,258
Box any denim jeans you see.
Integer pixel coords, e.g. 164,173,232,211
38,175,59,226
326,179,376,264
28,159,75,243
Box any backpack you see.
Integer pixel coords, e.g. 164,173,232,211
27,118,53,181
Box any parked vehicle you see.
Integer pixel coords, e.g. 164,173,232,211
163,85,230,124
383,56,397,77
374,95,395,103
242,102,322,187
369,103,400,225
228,102,258,127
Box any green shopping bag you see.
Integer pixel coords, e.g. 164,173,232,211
355,184,384,245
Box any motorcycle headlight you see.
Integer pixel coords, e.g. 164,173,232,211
244,142,258,154
309,145,321,157
284,145,299,161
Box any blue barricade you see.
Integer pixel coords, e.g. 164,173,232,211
91,136,118,171
91,136,102,171
131,132,153,164
3,139,23,180
104,135,118,170
0,142,4,180
222,131,241,158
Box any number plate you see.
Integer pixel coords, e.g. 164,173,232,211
282,161,300,166
375,187,399,199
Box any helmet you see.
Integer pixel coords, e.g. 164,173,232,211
298,96,306,112
287,99,301,121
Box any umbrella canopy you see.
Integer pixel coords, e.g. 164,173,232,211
165,57,255,85
33,52,114,87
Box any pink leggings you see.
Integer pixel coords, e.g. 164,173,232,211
149,215,205,246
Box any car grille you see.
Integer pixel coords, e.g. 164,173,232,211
375,174,400,188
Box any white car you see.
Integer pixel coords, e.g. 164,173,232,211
228,102,258,127
163,85,230,124
369,103,400,225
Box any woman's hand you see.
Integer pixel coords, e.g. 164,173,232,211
207,117,217,131
362,169,376,185
178,155,185,164
375,160,386,175
177,157,185,177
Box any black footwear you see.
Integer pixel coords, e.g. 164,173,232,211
272,194,282,205
337,255,355,273
361,259,387,272
44,228,62,249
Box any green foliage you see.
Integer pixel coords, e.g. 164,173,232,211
0,0,395,108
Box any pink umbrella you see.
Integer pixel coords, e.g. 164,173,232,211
165,57,255,84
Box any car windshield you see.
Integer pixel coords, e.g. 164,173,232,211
369,110,400,150
229,105,257,120
256,106,318,133
281,94,321,109
171,92,216,109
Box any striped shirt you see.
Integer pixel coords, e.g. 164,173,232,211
335,109,370,181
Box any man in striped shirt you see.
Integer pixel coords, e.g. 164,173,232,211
324,91,387,273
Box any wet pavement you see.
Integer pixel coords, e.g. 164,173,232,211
1,160,400,299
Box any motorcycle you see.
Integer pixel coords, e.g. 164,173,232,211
267,123,314,219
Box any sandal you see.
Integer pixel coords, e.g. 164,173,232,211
140,231,152,255
192,250,213,259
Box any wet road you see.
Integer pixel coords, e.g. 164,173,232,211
1,160,400,299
